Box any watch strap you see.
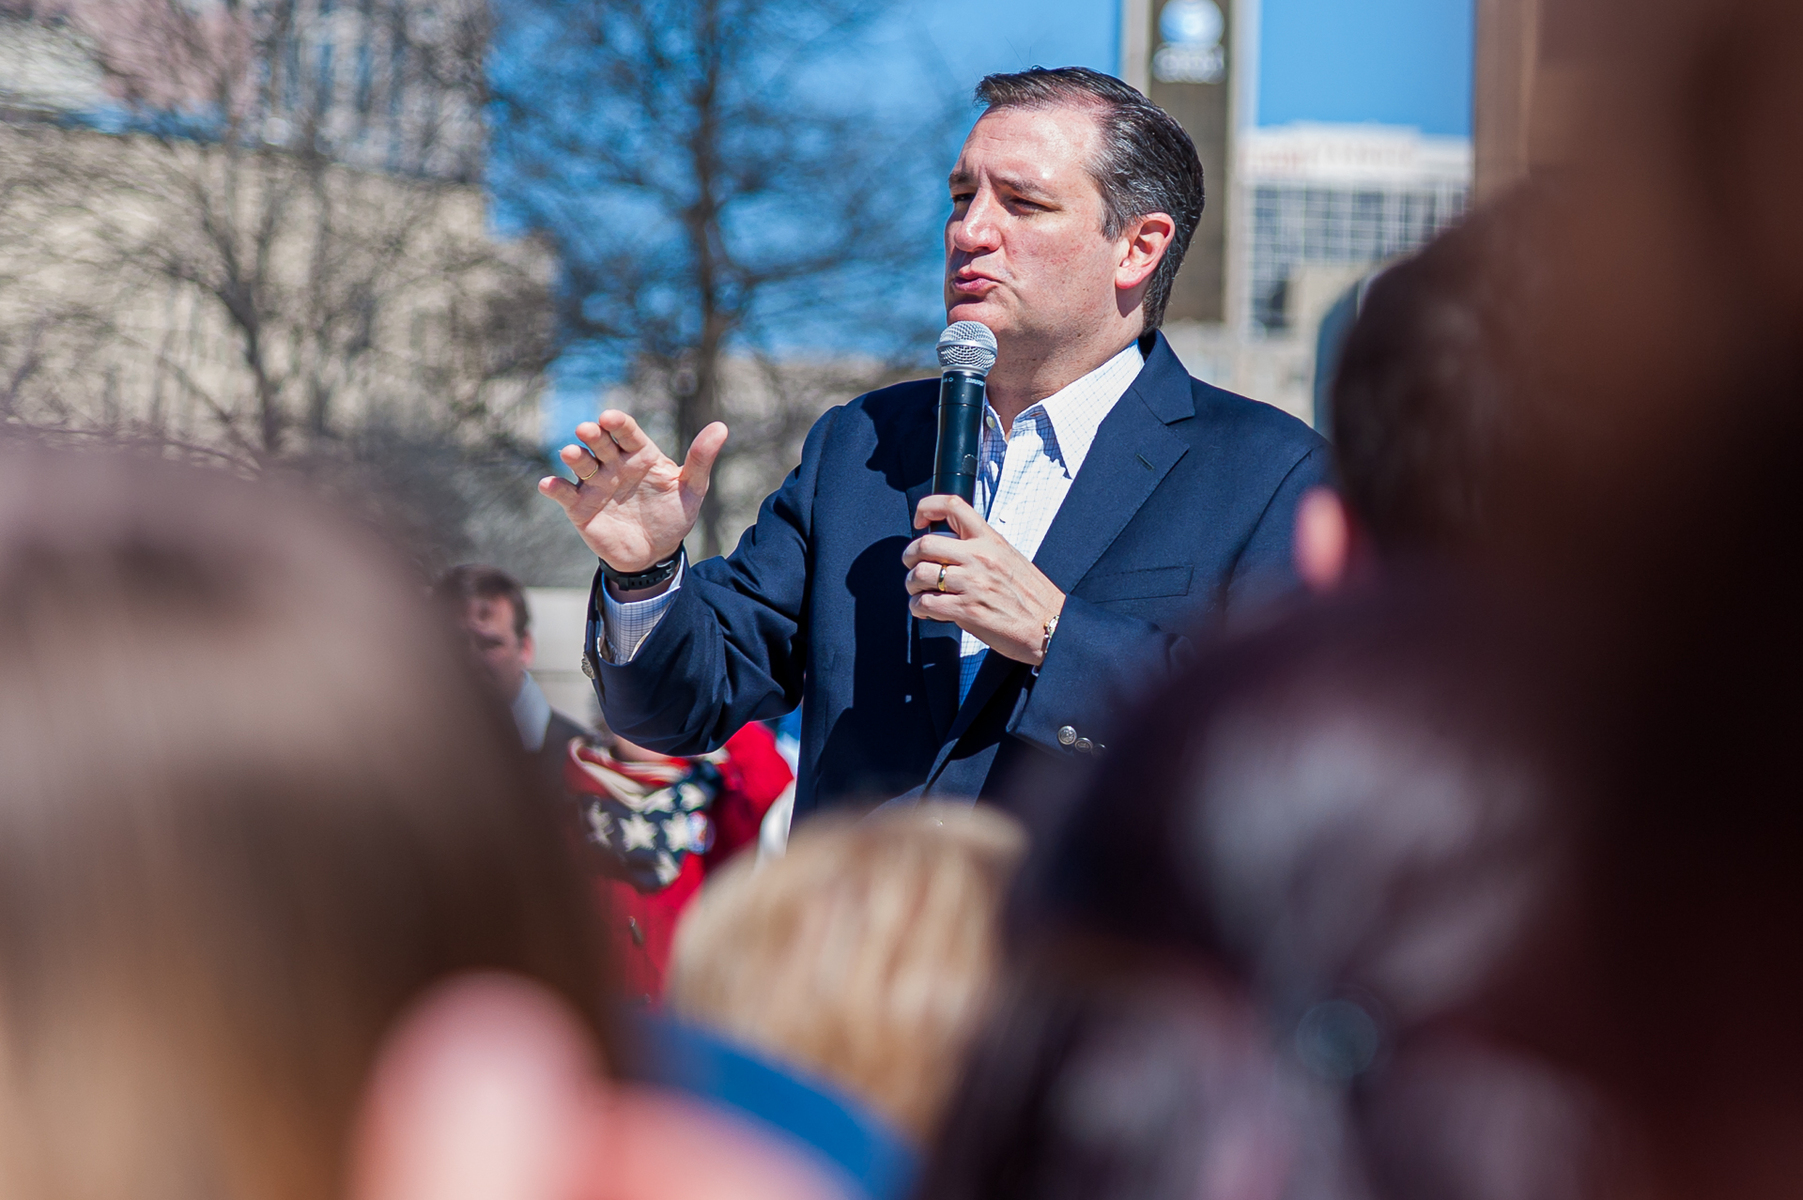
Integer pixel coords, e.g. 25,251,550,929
601,547,684,592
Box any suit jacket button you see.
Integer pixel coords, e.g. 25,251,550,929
1074,737,1094,754
580,656,596,679
1057,725,1078,746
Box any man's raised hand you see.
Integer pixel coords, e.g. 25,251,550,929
538,411,728,574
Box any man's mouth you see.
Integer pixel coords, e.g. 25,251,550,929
949,273,1000,297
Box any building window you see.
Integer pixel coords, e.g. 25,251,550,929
1248,182,1467,333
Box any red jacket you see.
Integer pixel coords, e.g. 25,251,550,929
563,723,792,1001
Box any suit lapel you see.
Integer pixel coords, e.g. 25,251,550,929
924,345,1193,783
1031,388,1188,593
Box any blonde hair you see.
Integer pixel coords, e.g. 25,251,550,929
666,803,1024,1139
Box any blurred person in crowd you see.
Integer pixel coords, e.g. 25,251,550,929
434,563,589,787
0,443,854,1200
354,974,852,1200
541,66,1326,810
915,950,1292,1200
1292,203,1540,593
1483,5,1803,1189
1362,5,1803,1182
668,804,1025,1141
920,597,1627,1200
431,565,793,1001
566,719,792,1001
926,0,1803,1193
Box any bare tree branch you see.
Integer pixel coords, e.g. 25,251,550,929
489,0,957,553
0,0,580,576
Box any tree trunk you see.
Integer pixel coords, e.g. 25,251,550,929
683,312,726,557
683,0,727,558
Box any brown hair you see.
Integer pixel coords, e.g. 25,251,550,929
0,445,608,1200
1329,199,1544,561
666,803,1024,1139
433,562,531,638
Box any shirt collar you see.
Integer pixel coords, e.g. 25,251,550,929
1015,340,1145,479
511,670,552,751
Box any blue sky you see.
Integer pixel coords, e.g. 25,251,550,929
904,0,1119,88
895,0,1471,135
530,0,1472,438
1255,0,1472,134
531,0,1123,437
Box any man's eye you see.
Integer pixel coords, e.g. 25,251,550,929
950,192,973,205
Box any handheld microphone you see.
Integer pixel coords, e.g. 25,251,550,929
931,321,997,531
918,320,996,643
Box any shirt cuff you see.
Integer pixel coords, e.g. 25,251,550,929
598,557,684,663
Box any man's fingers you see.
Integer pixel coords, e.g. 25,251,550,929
574,423,622,466
913,493,987,536
908,593,958,622
558,443,602,479
939,495,987,539
538,475,580,510
905,561,964,596
901,533,971,570
912,494,948,530
679,422,730,494
598,410,654,456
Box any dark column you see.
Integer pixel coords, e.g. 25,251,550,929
1136,0,1235,323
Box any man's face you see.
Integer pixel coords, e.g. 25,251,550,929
462,597,533,702
944,104,1125,345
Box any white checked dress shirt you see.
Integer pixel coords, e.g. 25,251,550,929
600,341,1147,704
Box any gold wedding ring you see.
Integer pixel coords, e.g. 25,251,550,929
576,462,598,483
936,565,948,592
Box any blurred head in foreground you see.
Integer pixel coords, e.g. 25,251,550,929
0,444,844,1200
923,598,1627,1200
668,803,1025,1139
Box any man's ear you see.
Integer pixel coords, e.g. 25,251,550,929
1115,211,1176,293
1294,486,1353,593
520,631,536,670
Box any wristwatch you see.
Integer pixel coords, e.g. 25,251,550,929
1038,612,1059,662
601,548,684,592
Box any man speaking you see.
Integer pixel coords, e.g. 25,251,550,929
541,67,1326,813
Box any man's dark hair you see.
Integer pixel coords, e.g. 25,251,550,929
1329,205,1536,558
433,563,530,638
975,66,1204,331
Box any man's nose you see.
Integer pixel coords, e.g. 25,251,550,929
951,190,1002,254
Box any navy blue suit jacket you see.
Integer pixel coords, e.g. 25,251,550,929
583,333,1328,817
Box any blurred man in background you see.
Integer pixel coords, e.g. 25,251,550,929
435,564,589,787
1291,203,1537,593
432,566,793,1001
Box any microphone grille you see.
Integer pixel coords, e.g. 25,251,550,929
937,321,998,374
